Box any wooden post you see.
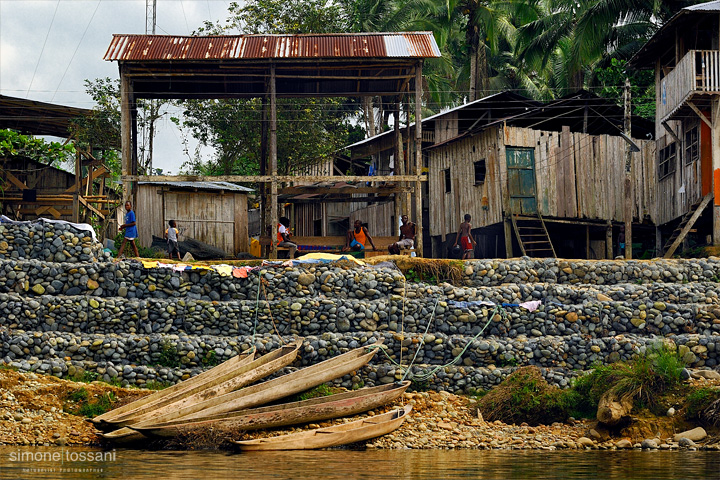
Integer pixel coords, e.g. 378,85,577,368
586,225,591,259
260,96,268,257
623,78,633,259
120,70,133,203
414,62,424,257
393,101,402,234
606,221,613,259
504,217,513,258
73,151,81,222
270,63,279,259
713,97,720,245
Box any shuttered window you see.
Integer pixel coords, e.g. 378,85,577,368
685,126,699,165
658,143,676,180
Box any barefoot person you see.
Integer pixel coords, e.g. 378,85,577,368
118,201,139,258
343,220,376,252
389,215,415,254
453,214,476,260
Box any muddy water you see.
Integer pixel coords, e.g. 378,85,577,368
0,447,717,480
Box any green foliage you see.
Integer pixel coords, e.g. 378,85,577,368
201,350,220,367
595,59,655,120
156,341,180,369
296,384,334,401
144,380,173,391
0,129,75,166
568,344,686,418
686,387,720,419
476,366,570,425
64,391,117,418
67,370,100,383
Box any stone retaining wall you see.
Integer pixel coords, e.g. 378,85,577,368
0,223,719,392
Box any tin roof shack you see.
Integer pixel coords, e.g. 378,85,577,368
0,95,116,225
136,181,252,256
628,1,720,256
104,33,441,258
346,91,656,259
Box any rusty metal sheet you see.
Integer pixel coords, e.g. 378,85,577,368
104,33,440,61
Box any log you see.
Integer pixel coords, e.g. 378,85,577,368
597,390,633,425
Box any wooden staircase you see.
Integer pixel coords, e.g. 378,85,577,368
663,192,714,258
510,213,556,258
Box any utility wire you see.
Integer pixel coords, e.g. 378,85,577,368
26,0,61,99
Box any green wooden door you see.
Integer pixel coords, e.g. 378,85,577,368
506,147,537,215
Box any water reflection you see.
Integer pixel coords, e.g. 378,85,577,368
0,447,718,480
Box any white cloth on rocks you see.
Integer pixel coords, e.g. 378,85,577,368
0,215,97,243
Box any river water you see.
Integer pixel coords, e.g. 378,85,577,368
1,447,719,480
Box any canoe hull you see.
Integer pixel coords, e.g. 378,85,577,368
134,340,383,427
135,381,411,438
108,340,303,429
232,404,412,451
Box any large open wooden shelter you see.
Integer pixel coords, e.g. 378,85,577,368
104,32,441,257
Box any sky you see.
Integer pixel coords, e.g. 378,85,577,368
0,0,236,174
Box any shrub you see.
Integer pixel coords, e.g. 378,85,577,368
476,366,570,425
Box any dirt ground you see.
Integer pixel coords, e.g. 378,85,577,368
1,368,719,450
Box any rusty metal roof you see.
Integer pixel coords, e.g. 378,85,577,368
104,33,441,62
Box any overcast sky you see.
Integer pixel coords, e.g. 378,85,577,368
0,0,235,173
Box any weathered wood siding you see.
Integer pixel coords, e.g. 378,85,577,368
654,118,706,225
350,202,395,236
428,127,503,237
428,126,657,238
136,186,248,254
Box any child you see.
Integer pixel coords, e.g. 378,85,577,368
165,220,181,260
453,214,477,259
118,201,140,258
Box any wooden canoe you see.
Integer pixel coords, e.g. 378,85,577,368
100,427,145,445
132,339,383,428
232,404,412,451
133,380,411,438
100,340,303,429
92,346,256,427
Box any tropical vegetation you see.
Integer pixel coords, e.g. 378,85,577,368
76,0,704,177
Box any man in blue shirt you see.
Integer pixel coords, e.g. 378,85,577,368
118,201,140,258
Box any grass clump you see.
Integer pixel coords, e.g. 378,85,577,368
295,384,335,401
686,387,720,419
64,390,117,418
569,344,685,418
476,366,571,425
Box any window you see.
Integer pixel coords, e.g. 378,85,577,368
685,126,699,165
474,159,486,185
443,168,451,193
658,142,677,180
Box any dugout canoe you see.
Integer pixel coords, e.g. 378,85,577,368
92,347,256,427
232,404,412,451
134,380,411,438
132,339,384,428
97,340,302,429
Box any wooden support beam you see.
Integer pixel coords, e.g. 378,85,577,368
665,192,713,257
78,196,105,219
4,171,28,190
64,165,110,193
282,195,396,204
270,63,278,260
125,174,426,183
278,186,411,195
414,61,423,257
688,101,712,129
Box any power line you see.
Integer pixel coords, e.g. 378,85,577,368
26,0,61,99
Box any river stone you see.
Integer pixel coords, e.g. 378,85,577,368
31,284,45,295
673,427,706,442
297,273,315,286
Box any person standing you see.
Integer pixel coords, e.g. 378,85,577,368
165,219,181,260
453,214,476,259
389,215,415,254
118,201,139,258
343,220,376,252
277,216,297,259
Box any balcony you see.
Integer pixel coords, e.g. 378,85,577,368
659,50,720,122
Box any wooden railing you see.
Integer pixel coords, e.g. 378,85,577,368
659,50,720,121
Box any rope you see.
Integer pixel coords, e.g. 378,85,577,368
408,304,506,383
258,273,287,345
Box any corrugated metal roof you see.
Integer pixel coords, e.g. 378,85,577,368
686,0,720,12
104,33,440,61
138,180,253,192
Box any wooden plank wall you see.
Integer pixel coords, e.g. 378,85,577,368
428,127,503,237
350,202,395,236
655,118,705,225
136,186,248,254
427,126,657,238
